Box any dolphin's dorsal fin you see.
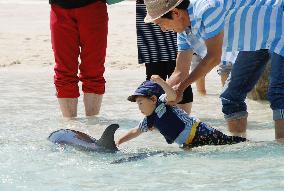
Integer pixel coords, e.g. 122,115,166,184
96,124,119,151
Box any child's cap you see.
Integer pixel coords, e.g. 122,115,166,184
127,80,165,102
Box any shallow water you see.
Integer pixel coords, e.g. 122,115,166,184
0,66,283,191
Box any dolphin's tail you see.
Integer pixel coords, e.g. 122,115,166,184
96,124,119,151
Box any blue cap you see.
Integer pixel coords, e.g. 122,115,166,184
127,80,165,102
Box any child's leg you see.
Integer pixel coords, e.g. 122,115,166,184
191,122,247,147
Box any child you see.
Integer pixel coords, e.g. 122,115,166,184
116,75,246,149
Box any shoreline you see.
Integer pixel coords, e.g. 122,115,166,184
0,1,139,70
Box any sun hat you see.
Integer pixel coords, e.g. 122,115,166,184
127,80,165,102
144,0,184,23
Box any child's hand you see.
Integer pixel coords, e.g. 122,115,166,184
151,75,163,83
115,139,121,147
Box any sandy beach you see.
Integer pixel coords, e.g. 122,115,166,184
0,1,141,69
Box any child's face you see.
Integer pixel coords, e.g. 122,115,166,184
135,96,157,116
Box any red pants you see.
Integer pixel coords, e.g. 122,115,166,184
50,2,108,98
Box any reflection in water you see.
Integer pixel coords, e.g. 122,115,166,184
111,150,179,164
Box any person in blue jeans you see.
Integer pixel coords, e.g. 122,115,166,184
220,50,282,137
143,0,284,140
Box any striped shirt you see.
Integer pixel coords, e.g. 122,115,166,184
139,94,199,145
136,3,177,64
178,0,284,56
178,28,238,62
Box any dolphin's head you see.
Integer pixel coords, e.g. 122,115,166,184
48,129,67,143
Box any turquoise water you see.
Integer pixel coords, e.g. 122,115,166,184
0,67,284,191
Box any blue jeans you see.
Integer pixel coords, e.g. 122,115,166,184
220,50,284,121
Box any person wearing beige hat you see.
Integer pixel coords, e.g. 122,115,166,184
143,0,284,141
136,0,193,114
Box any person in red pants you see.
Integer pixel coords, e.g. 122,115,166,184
49,0,108,118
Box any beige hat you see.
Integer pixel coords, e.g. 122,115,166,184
144,0,184,23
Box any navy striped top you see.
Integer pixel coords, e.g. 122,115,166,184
136,3,177,64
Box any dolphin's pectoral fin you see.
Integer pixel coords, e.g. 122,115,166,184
96,124,119,151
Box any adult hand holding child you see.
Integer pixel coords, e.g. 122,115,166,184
151,75,183,106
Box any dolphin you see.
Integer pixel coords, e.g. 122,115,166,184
48,124,119,153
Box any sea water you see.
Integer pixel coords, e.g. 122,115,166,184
0,67,283,191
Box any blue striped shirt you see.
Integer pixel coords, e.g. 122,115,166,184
177,29,238,62
178,0,284,56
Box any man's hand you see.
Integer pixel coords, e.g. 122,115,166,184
167,83,183,106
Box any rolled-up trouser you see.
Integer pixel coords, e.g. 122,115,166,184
220,49,284,121
50,2,108,98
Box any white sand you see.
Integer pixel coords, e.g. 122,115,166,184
0,1,141,69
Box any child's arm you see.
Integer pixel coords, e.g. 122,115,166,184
151,75,177,102
116,127,143,146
